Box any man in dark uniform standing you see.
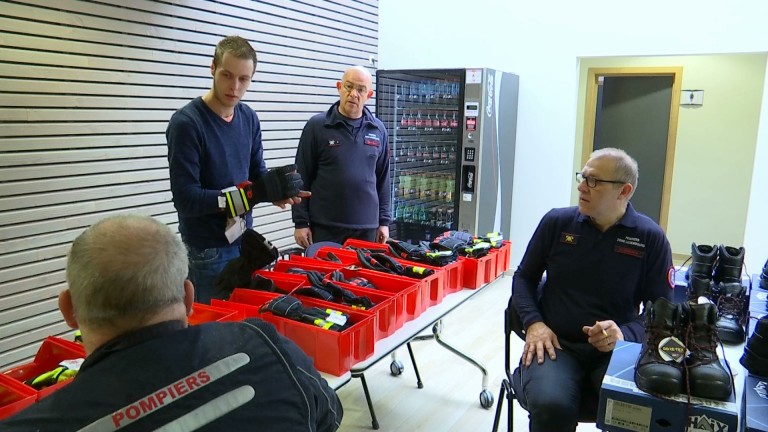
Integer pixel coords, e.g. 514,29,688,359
512,148,674,432
0,215,342,432
292,66,391,248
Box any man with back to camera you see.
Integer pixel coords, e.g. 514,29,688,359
292,66,391,248
0,214,342,431
512,148,673,431
167,35,308,304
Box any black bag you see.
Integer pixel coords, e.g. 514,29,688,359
213,229,279,300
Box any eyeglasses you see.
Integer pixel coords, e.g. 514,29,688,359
575,172,626,188
342,81,369,95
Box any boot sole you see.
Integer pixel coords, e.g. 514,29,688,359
717,327,746,344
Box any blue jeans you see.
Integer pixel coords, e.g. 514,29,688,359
512,339,611,432
186,244,240,305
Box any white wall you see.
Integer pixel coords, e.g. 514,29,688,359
379,0,768,273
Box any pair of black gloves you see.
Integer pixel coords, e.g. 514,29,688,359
223,164,304,218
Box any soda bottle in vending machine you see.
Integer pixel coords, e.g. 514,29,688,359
431,111,441,128
450,111,459,129
440,111,449,129
406,143,416,163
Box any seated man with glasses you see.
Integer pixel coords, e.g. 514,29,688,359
293,66,391,248
512,147,673,432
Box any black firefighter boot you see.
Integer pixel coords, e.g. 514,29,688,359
684,302,733,400
713,245,744,284
686,274,714,303
712,281,747,343
740,316,768,377
635,298,685,396
686,243,718,281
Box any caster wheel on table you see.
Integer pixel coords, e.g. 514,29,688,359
479,389,494,409
390,360,404,376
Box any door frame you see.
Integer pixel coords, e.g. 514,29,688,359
581,67,683,232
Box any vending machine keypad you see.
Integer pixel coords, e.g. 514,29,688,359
464,148,475,162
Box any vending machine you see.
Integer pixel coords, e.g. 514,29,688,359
376,68,519,242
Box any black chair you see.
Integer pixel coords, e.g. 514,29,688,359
491,295,599,431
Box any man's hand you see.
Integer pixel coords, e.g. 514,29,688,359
273,192,311,209
295,228,312,249
376,225,389,243
523,322,561,366
582,320,624,352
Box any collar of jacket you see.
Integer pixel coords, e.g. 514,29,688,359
323,101,374,128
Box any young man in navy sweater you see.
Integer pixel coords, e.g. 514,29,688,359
167,36,307,304
292,66,391,248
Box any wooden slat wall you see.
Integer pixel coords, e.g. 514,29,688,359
0,0,378,370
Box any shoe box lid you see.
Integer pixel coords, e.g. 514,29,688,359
598,341,740,432
743,373,768,432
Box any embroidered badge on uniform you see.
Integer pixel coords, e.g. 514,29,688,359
364,133,380,147
667,266,675,289
328,140,340,147
560,232,579,245
614,245,644,258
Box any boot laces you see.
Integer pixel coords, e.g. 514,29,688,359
716,294,746,325
683,320,736,400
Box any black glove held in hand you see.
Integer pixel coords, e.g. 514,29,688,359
257,164,303,203
222,165,303,218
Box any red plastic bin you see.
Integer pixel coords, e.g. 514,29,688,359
252,270,312,291
460,253,497,289
317,246,444,309
335,267,422,324
496,241,512,274
252,270,399,340
188,302,244,325
222,289,376,376
343,238,465,295
331,281,400,338
273,258,343,275
486,241,512,278
0,374,36,420
2,336,86,401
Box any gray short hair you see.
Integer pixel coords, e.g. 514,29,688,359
589,147,639,192
66,215,188,328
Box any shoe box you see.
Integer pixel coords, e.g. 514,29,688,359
598,341,739,432
742,373,768,432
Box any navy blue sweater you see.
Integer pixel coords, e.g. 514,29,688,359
513,204,674,343
292,102,391,229
167,97,266,248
